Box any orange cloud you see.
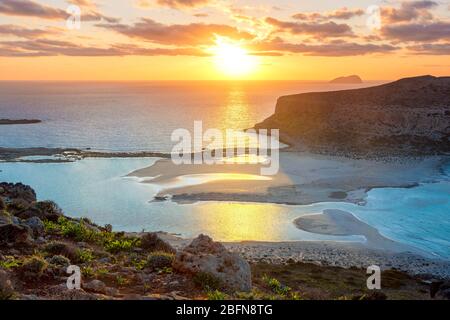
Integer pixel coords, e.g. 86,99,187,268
265,17,354,38
156,0,212,9
99,18,254,45
292,7,364,21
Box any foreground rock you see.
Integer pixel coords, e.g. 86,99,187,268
256,75,450,156
0,224,32,244
173,234,252,292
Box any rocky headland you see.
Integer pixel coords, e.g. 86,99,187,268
0,119,41,125
256,75,450,157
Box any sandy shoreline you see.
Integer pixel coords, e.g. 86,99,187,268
294,209,427,255
152,232,450,279
128,151,446,206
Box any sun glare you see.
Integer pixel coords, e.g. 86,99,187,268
211,38,258,77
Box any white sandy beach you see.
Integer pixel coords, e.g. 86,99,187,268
128,151,445,205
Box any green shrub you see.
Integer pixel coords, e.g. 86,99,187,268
44,217,139,253
20,256,48,278
49,255,70,267
146,251,174,271
262,275,291,296
104,238,139,253
207,290,228,300
81,266,94,278
193,272,223,291
0,256,20,270
76,249,94,263
116,275,129,286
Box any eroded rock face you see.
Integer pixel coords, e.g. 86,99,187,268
256,75,450,156
173,234,252,292
0,223,32,244
0,183,36,204
16,201,62,222
23,217,45,238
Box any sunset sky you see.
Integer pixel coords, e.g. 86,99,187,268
0,0,449,80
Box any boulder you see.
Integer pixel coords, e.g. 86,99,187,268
173,234,252,292
431,281,450,300
46,284,97,300
16,201,62,222
0,197,5,210
0,270,15,300
0,210,12,224
0,182,36,204
83,280,118,297
23,216,45,238
0,223,32,244
140,232,176,254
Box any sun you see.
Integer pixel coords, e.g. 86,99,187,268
210,38,258,77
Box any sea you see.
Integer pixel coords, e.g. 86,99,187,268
0,81,449,259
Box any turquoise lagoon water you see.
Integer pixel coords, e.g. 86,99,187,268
0,158,449,259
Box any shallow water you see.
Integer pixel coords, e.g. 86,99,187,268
0,158,449,259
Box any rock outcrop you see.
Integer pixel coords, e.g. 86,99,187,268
0,119,41,125
256,75,450,156
329,75,362,84
173,234,252,292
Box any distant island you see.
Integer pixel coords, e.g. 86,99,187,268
329,75,363,84
0,119,41,125
256,75,450,156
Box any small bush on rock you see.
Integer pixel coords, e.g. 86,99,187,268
193,272,223,291
20,256,48,278
146,251,174,271
49,255,70,267
140,233,176,254
44,241,79,262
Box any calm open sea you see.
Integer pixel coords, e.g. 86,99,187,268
0,81,448,259
0,81,378,151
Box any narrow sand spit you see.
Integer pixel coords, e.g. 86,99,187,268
294,209,426,254
127,152,445,205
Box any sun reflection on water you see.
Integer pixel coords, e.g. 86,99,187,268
194,202,290,241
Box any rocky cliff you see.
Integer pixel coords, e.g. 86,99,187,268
256,75,450,156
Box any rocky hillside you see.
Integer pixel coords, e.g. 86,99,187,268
256,75,450,156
